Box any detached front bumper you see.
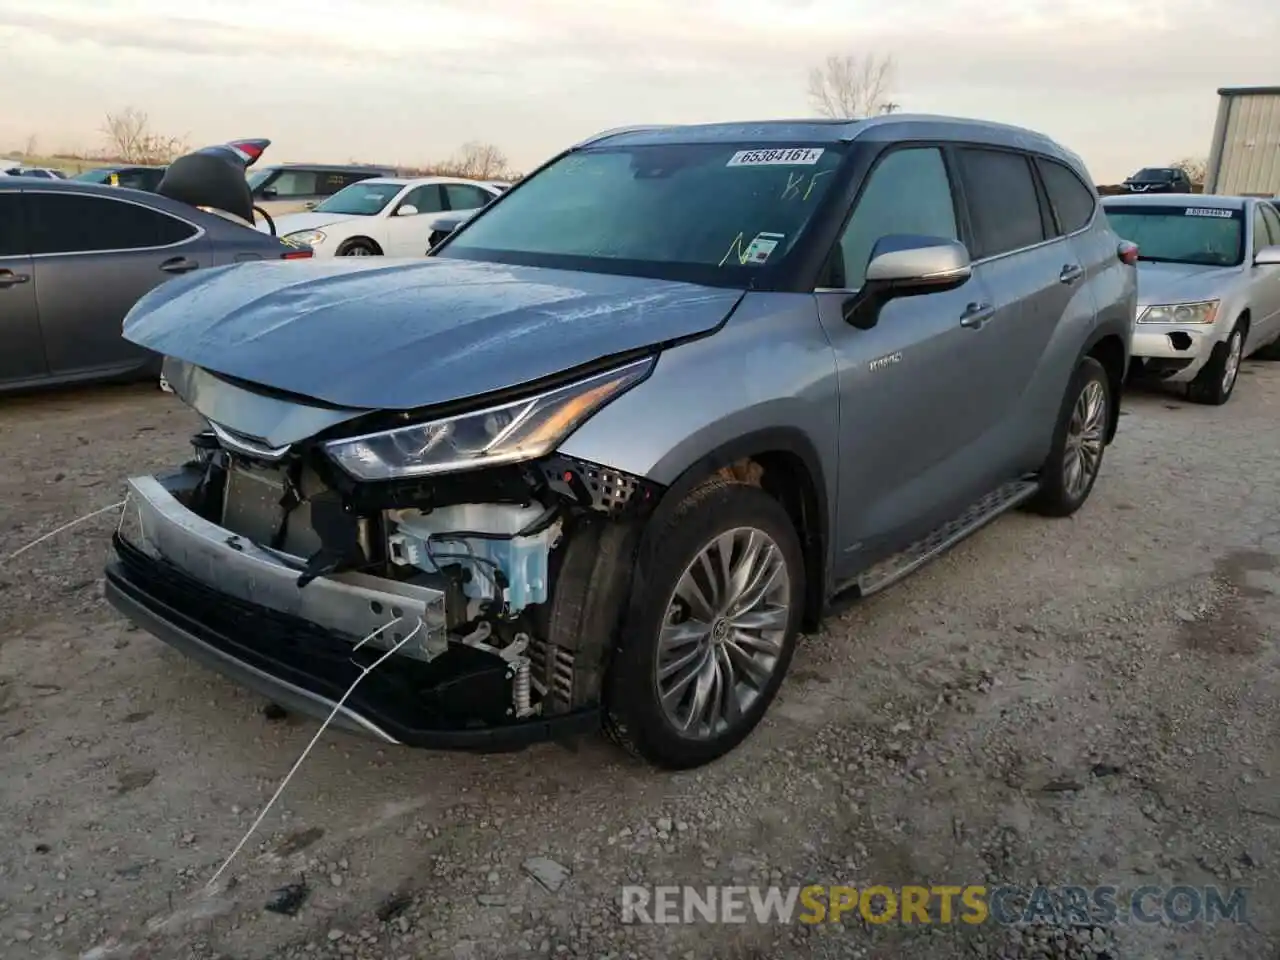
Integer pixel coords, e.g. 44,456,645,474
1130,325,1215,382
104,474,599,750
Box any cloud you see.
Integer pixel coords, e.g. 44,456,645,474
0,0,1274,180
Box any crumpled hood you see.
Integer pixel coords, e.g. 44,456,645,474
122,257,743,410
1135,261,1241,309
260,211,354,236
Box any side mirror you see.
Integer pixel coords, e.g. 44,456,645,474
303,200,317,210
842,235,972,329
396,204,419,217
1255,245,1280,267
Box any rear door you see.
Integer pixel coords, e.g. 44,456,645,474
26,189,211,377
0,188,47,385
383,184,446,256
953,146,1094,474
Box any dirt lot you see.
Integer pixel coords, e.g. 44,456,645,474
1,368,1279,960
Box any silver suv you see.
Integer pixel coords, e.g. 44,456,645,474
104,115,1136,769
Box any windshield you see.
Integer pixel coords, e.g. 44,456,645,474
1105,205,1244,267
313,181,403,215
1133,168,1175,180
435,142,847,285
72,169,113,183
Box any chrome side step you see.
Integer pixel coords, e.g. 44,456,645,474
853,479,1040,598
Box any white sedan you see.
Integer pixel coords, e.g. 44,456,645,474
265,177,502,257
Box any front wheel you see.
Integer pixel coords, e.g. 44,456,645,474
1026,356,1111,518
336,239,379,257
1188,322,1244,405
603,478,805,769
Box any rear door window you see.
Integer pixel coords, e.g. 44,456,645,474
443,183,495,211
26,193,197,254
1037,158,1097,235
956,148,1047,258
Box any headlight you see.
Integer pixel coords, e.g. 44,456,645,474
323,357,654,480
1137,300,1219,324
285,229,326,246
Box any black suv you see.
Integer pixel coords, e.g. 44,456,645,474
1121,167,1192,194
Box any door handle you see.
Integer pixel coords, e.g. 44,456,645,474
959,302,995,329
1059,264,1084,284
0,270,30,289
160,257,199,274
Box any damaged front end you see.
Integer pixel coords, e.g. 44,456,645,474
104,364,661,751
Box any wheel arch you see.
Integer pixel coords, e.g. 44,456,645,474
338,235,382,255
643,427,830,632
1082,327,1127,444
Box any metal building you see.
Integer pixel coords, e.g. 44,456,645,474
1205,85,1280,196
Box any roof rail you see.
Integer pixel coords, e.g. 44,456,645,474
572,125,674,148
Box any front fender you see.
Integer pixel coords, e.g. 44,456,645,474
557,292,839,499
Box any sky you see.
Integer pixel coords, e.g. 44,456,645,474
0,0,1274,183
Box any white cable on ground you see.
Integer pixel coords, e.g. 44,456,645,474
1,500,127,566
206,616,425,890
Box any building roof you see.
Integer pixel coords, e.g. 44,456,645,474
1218,86,1280,97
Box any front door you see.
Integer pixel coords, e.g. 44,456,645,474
813,144,1001,578
0,189,47,385
383,184,446,256
1251,202,1280,342
25,190,211,377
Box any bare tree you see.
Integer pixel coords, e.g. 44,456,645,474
100,107,188,165
807,54,897,119
22,133,38,158
452,141,509,180
1170,156,1208,186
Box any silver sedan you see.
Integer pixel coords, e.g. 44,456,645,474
1103,193,1280,404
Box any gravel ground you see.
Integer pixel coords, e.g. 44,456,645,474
1,367,1279,960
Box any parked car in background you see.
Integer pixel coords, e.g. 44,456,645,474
4,166,67,179
1121,167,1193,194
247,163,397,218
73,164,168,192
0,141,311,395
1103,193,1280,404
105,114,1133,770
268,176,502,257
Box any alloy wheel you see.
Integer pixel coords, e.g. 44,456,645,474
1222,329,1243,395
1063,379,1107,500
655,527,791,740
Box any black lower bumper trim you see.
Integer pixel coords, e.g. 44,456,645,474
104,539,600,752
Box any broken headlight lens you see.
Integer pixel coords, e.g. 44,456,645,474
323,357,654,480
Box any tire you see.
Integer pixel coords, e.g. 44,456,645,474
1187,321,1244,405
603,478,805,769
336,238,379,257
1026,356,1111,518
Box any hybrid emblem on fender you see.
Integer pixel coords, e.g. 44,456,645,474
868,352,903,372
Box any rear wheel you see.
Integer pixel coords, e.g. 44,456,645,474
1026,356,1111,517
1188,322,1244,405
603,479,804,769
336,238,379,257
